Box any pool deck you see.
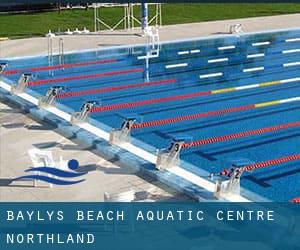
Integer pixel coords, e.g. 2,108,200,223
0,101,191,201
1,13,299,58
0,14,299,202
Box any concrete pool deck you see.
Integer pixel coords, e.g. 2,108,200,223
0,14,299,201
0,101,191,201
0,13,299,58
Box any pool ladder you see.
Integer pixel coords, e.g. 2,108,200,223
47,36,53,75
47,36,65,75
58,38,65,69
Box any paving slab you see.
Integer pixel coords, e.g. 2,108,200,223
0,14,299,58
0,102,190,201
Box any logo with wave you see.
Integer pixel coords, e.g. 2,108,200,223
13,159,86,185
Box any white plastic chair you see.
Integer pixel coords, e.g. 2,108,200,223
229,24,243,35
28,148,56,188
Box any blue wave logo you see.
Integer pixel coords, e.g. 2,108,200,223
13,159,86,185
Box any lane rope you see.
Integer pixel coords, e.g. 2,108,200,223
57,78,177,98
291,197,300,203
90,77,300,113
3,59,118,75
182,121,300,148
28,68,143,86
242,154,300,172
131,96,300,129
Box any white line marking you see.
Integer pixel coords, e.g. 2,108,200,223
208,58,228,63
283,61,300,67
45,106,72,121
190,49,200,54
235,84,260,90
243,67,264,73
252,41,270,46
200,72,223,78
280,97,300,103
0,80,12,92
282,49,300,54
177,51,189,55
218,45,235,50
247,53,265,58
285,38,300,43
169,167,215,192
137,54,159,60
166,63,188,69
280,77,300,83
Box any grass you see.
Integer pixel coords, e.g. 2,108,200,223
0,3,299,39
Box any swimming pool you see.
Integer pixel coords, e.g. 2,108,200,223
1,28,300,202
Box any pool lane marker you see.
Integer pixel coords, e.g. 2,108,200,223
247,53,265,58
90,77,300,113
199,72,223,79
177,51,189,55
252,41,270,46
27,68,144,86
243,67,264,73
137,54,159,60
131,96,300,129
285,38,300,43
165,63,188,69
282,49,300,54
182,121,300,148
208,58,228,63
3,59,118,75
283,61,300,67
57,78,177,99
177,49,200,55
218,45,235,50
190,49,201,54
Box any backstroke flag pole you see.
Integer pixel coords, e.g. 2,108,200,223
141,2,149,32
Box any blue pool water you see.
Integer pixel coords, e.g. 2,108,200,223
2,28,300,201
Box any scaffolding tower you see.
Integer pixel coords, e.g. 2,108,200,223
93,3,162,32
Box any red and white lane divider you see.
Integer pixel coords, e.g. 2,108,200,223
220,154,300,176
28,68,143,86
131,96,300,129
90,77,300,114
182,121,300,149
57,78,177,99
291,197,300,203
3,59,118,75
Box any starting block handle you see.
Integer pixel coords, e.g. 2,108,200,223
156,139,185,170
71,100,99,124
109,117,138,145
38,86,64,108
0,62,8,74
11,73,32,95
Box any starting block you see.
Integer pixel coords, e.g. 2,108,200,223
38,86,65,108
0,62,7,74
109,114,143,145
71,101,99,124
214,158,254,199
156,135,192,170
11,73,32,95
